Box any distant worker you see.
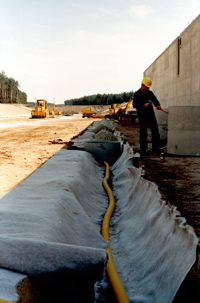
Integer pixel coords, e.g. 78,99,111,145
133,77,161,155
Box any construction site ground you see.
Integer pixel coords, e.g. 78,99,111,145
0,104,102,197
0,104,200,302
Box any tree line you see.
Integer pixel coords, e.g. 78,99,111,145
64,91,134,106
0,71,27,104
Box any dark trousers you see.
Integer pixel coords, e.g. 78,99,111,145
139,114,160,151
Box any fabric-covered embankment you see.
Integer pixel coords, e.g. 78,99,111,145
0,150,109,302
102,143,198,303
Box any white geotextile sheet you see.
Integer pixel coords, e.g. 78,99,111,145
109,143,198,303
0,150,108,281
0,269,26,302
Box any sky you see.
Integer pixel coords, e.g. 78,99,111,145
0,0,200,104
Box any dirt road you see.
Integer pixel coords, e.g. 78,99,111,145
0,112,99,197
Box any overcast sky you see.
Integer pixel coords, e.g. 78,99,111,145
0,0,199,104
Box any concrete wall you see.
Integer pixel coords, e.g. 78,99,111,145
144,14,200,109
167,106,200,156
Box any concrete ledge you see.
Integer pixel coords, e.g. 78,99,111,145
168,130,200,156
84,141,122,165
168,106,200,131
168,106,200,155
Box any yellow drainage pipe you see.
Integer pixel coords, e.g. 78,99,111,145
102,161,130,303
0,299,14,303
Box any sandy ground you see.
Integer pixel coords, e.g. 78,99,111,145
0,104,100,197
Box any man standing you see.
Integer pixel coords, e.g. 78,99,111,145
133,77,161,155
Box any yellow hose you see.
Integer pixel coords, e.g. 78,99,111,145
0,299,14,303
102,161,130,303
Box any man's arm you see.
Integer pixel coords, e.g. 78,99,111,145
150,91,161,107
149,91,161,110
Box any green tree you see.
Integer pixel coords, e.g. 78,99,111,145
0,71,27,104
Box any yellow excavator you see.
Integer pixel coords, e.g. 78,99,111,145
106,98,135,120
117,98,134,117
118,98,137,125
108,103,122,116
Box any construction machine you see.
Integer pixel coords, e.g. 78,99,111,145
49,102,62,116
118,97,138,125
117,98,133,117
105,103,121,118
48,106,55,117
82,106,106,118
82,106,95,118
109,104,121,115
53,103,62,115
105,98,137,124
31,99,49,118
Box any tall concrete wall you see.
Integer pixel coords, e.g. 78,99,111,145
144,14,200,109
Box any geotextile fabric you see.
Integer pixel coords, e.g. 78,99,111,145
108,143,198,303
0,150,108,300
0,268,26,302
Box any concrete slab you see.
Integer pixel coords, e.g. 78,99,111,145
84,141,122,165
168,106,200,156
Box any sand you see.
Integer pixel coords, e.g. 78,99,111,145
0,104,100,197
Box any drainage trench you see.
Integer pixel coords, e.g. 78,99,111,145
0,119,198,303
81,119,198,303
